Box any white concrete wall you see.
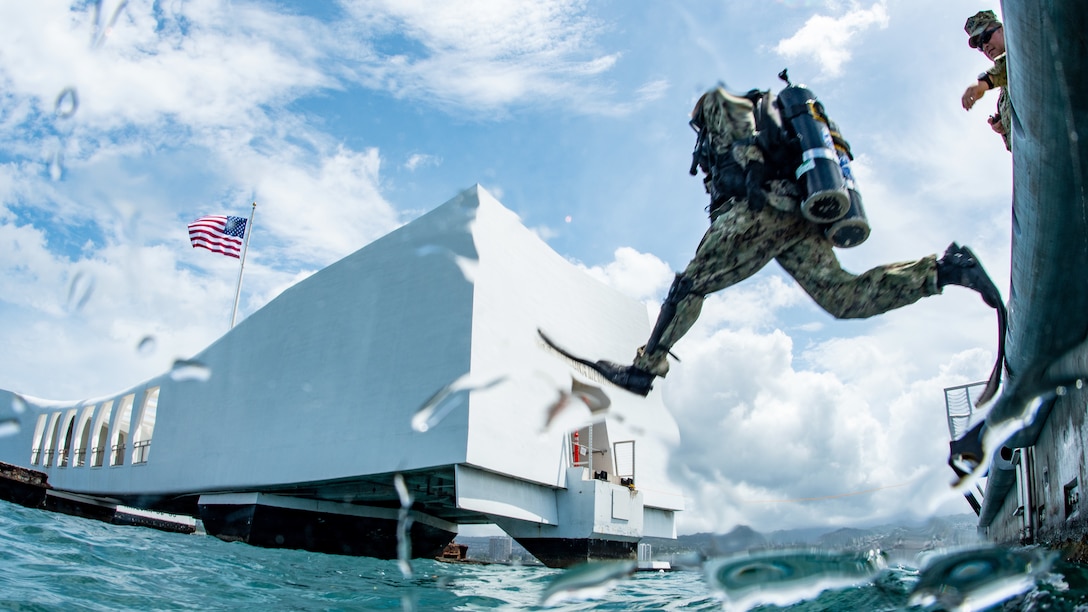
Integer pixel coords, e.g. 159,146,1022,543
464,187,684,512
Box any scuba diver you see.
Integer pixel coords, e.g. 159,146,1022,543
568,72,1006,404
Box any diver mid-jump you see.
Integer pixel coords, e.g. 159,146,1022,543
567,73,1006,403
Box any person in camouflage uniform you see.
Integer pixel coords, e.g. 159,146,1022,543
592,86,1005,397
961,10,1010,151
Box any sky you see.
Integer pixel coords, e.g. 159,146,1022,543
0,0,1012,535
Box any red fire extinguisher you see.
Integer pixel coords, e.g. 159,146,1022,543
573,431,580,464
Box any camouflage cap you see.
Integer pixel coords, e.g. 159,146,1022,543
965,10,1001,48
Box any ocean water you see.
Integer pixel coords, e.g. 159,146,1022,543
3,501,1088,611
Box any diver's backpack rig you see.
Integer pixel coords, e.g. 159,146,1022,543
689,70,870,248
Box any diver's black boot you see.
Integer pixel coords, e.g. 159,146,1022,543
591,361,655,397
936,243,1002,309
537,329,656,397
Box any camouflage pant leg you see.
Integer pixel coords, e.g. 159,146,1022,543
775,228,940,319
633,204,811,376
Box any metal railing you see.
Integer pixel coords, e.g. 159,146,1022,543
944,381,989,440
613,440,635,486
132,440,151,464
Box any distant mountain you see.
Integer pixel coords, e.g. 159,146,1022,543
455,515,980,564
819,527,873,548
706,525,767,554
766,526,839,546
641,525,768,557
641,514,980,561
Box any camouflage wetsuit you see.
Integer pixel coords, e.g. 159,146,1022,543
634,194,940,376
632,94,941,378
986,54,1011,151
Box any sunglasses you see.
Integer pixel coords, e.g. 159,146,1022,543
973,26,1001,48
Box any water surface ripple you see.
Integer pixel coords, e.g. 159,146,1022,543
2,501,1086,611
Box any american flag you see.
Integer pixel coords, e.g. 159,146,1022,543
188,215,247,258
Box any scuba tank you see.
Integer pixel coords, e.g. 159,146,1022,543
822,118,870,248
773,72,850,223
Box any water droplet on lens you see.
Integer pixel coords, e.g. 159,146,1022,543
705,549,885,610
137,336,156,355
414,245,443,257
394,474,414,579
169,359,211,382
412,374,506,432
909,546,1058,611
411,245,478,282
0,419,20,438
541,560,636,606
572,379,609,413
53,87,79,118
90,0,129,49
54,87,79,118
541,379,611,434
451,255,478,283
67,271,96,312
49,151,64,181
394,473,412,507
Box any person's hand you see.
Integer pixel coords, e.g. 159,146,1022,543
962,82,989,110
988,114,1006,135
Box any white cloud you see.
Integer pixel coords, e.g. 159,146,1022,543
662,319,979,533
774,1,890,78
0,1,333,131
696,274,810,332
576,246,674,303
242,145,401,266
0,220,70,316
340,0,623,112
404,153,441,171
0,237,249,399
635,79,670,103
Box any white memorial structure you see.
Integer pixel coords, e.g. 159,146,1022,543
0,186,684,567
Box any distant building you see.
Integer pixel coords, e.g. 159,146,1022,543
489,536,512,562
440,543,468,561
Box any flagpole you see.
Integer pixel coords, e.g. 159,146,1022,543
230,202,256,329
